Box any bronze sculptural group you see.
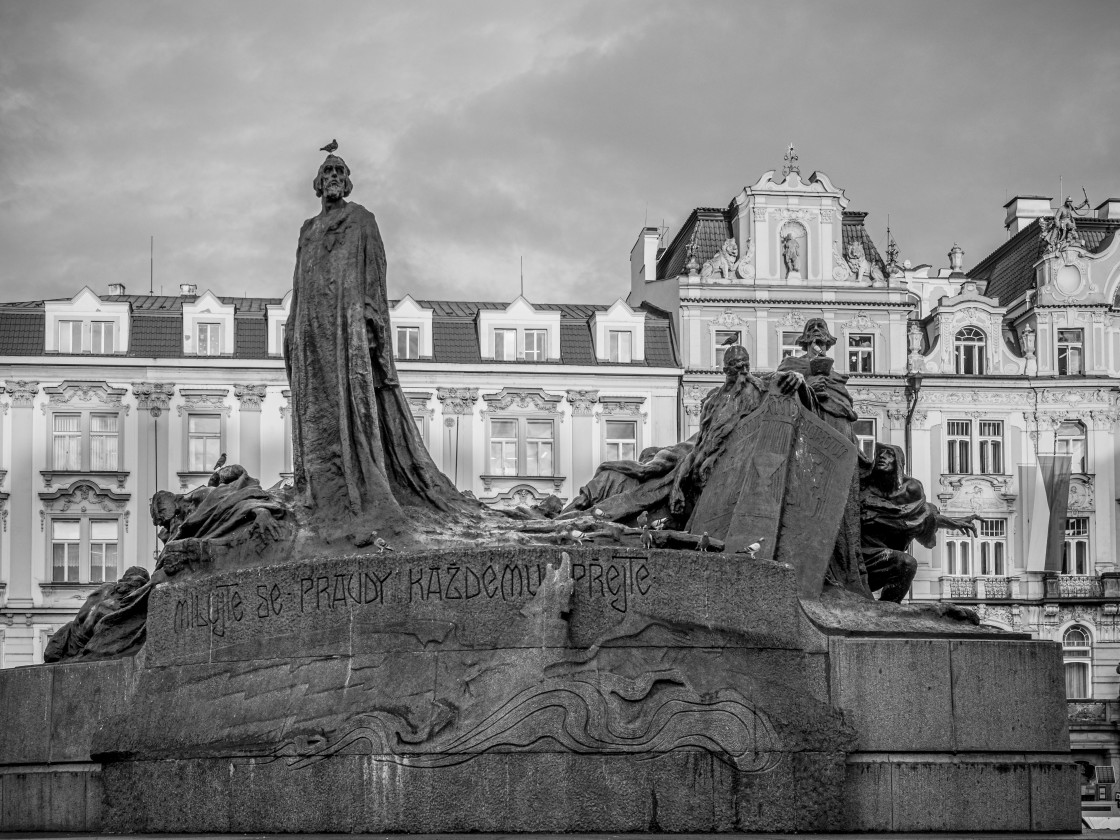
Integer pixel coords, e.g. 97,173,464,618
45,146,980,664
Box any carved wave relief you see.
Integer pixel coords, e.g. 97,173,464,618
259,669,782,774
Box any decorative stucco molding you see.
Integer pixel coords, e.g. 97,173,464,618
131,382,175,417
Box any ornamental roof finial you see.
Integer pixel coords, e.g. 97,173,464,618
782,142,800,177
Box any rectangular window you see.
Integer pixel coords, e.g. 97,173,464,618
1056,421,1087,474
90,321,114,354
89,520,119,584
1057,329,1084,375
608,330,633,363
89,413,119,471
197,323,221,356
395,326,419,360
945,534,971,576
978,420,1003,475
187,414,222,472
494,329,516,361
604,420,637,462
524,330,547,361
714,330,741,368
58,320,83,353
525,420,554,476
847,334,874,373
1063,517,1090,575
946,420,971,474
852,419,876,460
52,414,82,470
781,330,803,360
51,519,80,582
489,419,518,475
978,518,1006,576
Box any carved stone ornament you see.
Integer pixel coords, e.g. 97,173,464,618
831,244,852,281
132,382,175,417
770,208,815,224
280,389,292,419
597,396,647,422
712,310,746,329
907,323,924,354
736,239,756,281
937,475,1015,512
436,387,479,416
840,311,882,335
751,207,768,221
481,387,563,417
177,388,231,417
483,483,547,509
1067,475,1095,511
820,208,834,223
39,480,130,531
776,310,808,330
234,384,269,411
565,389,599,416
43,381,129,412
403,390,435,419
700,238,742,282
5,380,39,407
684,402,703,418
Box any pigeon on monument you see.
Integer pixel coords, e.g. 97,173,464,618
320,138,338,153
374,536,394,554
212,452,227,470
698,532,711,552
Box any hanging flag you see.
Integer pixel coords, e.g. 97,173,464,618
1038,454,1073,573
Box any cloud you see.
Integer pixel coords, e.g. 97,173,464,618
0,0,1118,306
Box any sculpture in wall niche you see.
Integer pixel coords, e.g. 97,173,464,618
285,150,471,539
861,444,980,604
1040,189,1090,253
779,222,805,279
699,237,740,281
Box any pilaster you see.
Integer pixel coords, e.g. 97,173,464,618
234,385,267,479
4,381,38,606
566,390,598,493
132,383,174,567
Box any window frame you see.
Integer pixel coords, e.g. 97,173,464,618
1056,420,1088,474
185,412,223,474
196,322,222,357
780,330,803,361
945,418,1005,476
46,407,126,474
954,326,986,375
493,328,517,361
1063,517,1091,576
46,514,123,584
486,415,557,477
852,418,877,460
90,320,115,354
523,329,548,362
944,518,1007,576
603,418,638,462
608,330,633,364
394,325,420,360
846,333,874,374
714,330,742,369
58,320,83,354
1063,624,1092,700
1057,329,1084,376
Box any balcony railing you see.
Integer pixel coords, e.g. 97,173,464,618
1047,574,1103,599
939,576,1019,599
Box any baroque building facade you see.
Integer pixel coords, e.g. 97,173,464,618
1,160,1119,810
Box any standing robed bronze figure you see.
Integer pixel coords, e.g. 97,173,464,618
285,152,466,535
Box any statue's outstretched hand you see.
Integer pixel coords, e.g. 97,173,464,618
253,508,284,542
937,512,980,536
775,370,804,394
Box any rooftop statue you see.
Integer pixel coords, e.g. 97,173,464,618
285,151,469,538
1040,188,1090,252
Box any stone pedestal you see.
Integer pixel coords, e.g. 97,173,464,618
0,547,1080,832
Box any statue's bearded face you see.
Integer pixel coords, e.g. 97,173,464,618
723,347,750,380
321,162,347,200
875,447,896,474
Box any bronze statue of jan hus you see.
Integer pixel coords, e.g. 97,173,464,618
860,443,979,603
284,152,466,537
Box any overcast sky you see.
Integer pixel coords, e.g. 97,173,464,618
1,1,1118,306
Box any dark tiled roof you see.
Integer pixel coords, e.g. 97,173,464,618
129,315,183,358
234,316,268,358
969,217,1120,306
841,211,888,276
657,208,732,280
0,312,45,354
0,294,679,368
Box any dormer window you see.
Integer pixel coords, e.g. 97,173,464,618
91,321,115,354
197,323,221,356
395,326,419,360
524,330,547,361
954,326,986,374
58,321,82,353
495,329,517,361
1057,329,1083,375
608,330,633,363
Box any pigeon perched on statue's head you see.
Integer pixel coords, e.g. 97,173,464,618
319,138,338,153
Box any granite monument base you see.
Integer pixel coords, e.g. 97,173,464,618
0,547,1080,832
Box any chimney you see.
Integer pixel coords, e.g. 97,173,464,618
179,283,197,297
1095,198,1120,221
948,243,965,273
107,283,126,296
630,227,661,286
1003,195,1053,234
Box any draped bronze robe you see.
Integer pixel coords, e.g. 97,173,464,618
285,202,461,524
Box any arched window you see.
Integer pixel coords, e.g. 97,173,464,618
1063,625,1092,699
954,326,986,374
